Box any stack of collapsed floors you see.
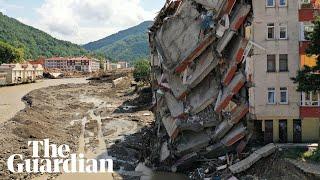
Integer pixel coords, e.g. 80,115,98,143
149,0,254,170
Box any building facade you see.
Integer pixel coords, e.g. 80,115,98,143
32,64,44,78
298,0,320,142
0,72,7,85
0,63,25,84
44,57,100,72
250,0,319,143
22,64,35,82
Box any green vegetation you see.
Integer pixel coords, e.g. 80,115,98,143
292,16,320,92
83,21,152,62
0,12,87,61
0,41,24,64
282,148,320,162
133,59,150,83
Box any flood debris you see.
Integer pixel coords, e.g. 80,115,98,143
148,0,262,177
228,143,276,174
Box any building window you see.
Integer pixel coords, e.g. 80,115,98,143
266,0,275,7
267,23,275,39
279,54,288,72
279,0,287,7
302,23,314,41
280,87,288,104
301,92,320,106
301,0,310,4
268,88,276,104
279,23,288,39
267,54,276,72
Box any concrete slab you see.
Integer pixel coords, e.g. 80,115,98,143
164,92,185,118
188,73,220,114
184,46,220,89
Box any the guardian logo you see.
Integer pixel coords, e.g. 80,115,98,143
7,139,113,173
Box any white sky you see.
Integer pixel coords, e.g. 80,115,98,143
0,0,165,44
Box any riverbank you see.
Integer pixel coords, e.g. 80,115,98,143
0,78,88,124
0,76,155,179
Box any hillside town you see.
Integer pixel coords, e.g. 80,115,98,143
0,56,131,86
0,0,319,180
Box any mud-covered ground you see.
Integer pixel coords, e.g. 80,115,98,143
0,76,316,180
0,77,154,180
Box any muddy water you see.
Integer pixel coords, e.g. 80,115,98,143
0,78,88,123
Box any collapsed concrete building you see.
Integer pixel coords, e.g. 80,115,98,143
148,0,259,171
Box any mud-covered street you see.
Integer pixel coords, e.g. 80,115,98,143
0,76,156,180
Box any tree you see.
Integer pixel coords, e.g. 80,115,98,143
292,16,320,92
133,59,151,83
0,41,24,64
292,17,320,145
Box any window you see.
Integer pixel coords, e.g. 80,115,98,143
279,23,288,39
279,0,287,6
267,23,275,39
268,88,276,104
279,54,288,72
280,87,288,104
301,0,310,4
267,55,276,72
301,92,320,106
303,24,314,41
266,0,275,7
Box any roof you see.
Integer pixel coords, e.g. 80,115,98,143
45,56,98,61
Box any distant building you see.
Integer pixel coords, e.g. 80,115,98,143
0,63,24,84
29,58,45,66
44,56,100,72
22,63,35,82
118,61,129,69
32,64,44,78
0,72,7,85
106,60,128,71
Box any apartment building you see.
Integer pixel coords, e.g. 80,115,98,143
44,57,100,72
0,63,25,84
250,0,319,143
298,0,320,142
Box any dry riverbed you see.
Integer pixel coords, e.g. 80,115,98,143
0,78,154,180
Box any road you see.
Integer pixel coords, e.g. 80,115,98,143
0,78,88,123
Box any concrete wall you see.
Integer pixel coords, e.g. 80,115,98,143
251,0,300,120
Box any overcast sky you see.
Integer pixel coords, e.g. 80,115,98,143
0,0,165,44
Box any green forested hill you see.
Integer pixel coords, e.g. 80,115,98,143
0,12,87,59
83,21,152,62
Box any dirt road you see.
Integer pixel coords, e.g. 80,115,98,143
0,77,154,179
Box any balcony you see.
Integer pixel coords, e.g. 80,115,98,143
300,92,320,118
299,2,320,21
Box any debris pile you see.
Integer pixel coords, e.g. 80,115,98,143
148,0,256,172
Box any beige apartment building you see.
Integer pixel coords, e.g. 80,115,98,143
249,0,319,143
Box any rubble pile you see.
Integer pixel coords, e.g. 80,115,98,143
148,0,256,172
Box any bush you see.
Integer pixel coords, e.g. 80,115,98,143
133,59,150,83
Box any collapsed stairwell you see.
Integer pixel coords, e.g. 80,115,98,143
148,0,256,171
